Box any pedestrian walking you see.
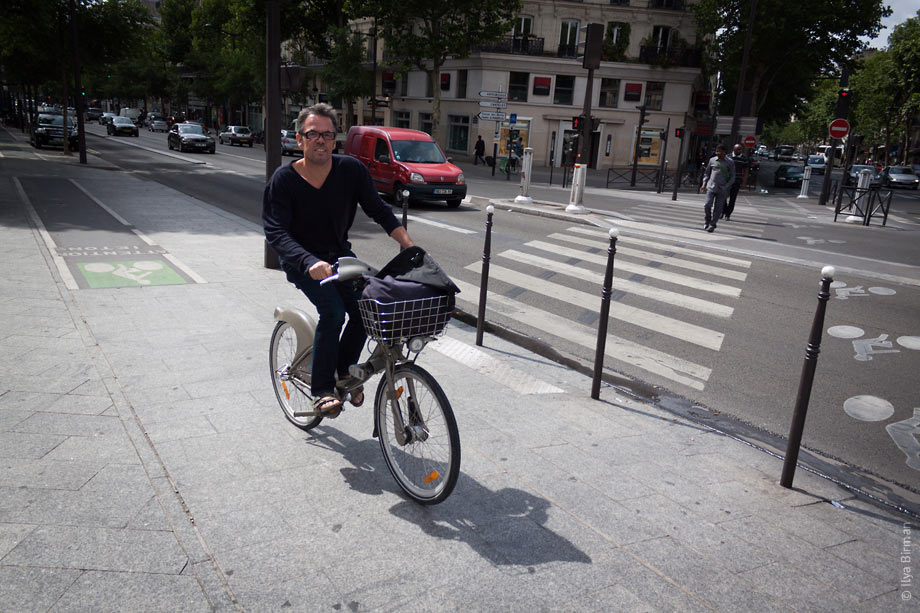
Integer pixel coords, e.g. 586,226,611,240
698,143,734,233
474,135,485,166
723,143,749,221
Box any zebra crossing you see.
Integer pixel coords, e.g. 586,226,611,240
454,225,753,392
619,197,771,238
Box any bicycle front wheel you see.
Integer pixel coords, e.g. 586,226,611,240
269,320,321,431
375,364,460,504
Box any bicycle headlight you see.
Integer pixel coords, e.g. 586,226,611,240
409,172,425,183
408,336,427,353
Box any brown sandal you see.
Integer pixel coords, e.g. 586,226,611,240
336,376,364,407
313,395,342,418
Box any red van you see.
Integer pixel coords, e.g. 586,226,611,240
344,126,466,208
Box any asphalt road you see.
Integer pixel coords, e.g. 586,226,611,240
73,125,920,508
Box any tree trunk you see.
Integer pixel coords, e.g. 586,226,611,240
430,63,442,144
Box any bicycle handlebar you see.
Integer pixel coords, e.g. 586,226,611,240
318,257,376,286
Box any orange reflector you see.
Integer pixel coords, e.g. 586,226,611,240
396,386,404,399
424,471,440,483
281,381,290,400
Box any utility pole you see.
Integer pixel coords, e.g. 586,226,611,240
819,66,850,207
729,0,758,146
630,105,648,187
264,0,282,269
69,0,86,164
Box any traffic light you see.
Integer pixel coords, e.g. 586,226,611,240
838,88,850,99
675,127,684,138
572,115,584,130
577,23,604,70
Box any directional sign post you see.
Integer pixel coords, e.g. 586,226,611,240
478,111,506,121
478,101,507,109
479,91,507,99
829,118,850,139
480,90,507,178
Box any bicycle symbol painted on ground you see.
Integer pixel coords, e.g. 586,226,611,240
77,260,186,288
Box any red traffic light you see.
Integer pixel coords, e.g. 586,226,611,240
675,127,684,138
838,89,850,97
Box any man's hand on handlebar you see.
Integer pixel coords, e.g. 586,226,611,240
309,261,334,281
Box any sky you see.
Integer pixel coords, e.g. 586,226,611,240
862,0,918,48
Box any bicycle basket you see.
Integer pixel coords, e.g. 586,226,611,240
358,295,452,342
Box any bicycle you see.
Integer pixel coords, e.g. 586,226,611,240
269,257,461,504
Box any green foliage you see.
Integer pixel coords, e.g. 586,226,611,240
602,22,630,62
693,0,891,124
321,27,373,107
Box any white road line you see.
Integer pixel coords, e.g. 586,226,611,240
431,336,564,394
526,240,743,298
499,250,734,317
564,226,752,268
600,218,735,242
406,215,478,235
13,177,79,290
453,278,709,390
632,203,771,221
466,263,724,350
547,233,748,282
70,179,207,284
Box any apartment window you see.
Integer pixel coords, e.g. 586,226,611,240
599,78,620,108
645,81,664,111
513,15,533,36
448,115,470,152
457,70,468,99
509,71,529,102
399,76,408,97
394,110,410,128
419,112,433,135
553,75,575,105
559,20,579,57
652,25,673,52
425,73,433,98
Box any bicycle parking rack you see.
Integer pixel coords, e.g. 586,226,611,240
833,184,892,226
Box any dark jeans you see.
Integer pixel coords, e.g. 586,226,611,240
282,259,365,397
724,183,742,218
474,152,484,165
704,188,727,227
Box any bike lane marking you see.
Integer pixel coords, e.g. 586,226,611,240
13,176,79,290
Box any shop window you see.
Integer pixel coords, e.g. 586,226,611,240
600,79,620,108
394,110,410,128
509,71,529,102
448,115,470,151
553,75,575,105
419,112,432,135
645,81,664,111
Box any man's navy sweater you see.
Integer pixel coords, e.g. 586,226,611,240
262,155,401,274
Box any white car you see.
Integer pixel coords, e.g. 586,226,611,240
805,155,826,175
281,130,299,156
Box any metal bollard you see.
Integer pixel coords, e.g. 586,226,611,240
780,265,835,489
566,163,588,213
401,190,409,230
591,227,619,399
797,166,812,199
475,205,495,346
515,148,534,204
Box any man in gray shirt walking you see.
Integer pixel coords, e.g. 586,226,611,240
698,143,735,233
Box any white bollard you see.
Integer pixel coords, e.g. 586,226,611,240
566,163,588,214
515,147,534,204
797,165,812,199
846,168,872,223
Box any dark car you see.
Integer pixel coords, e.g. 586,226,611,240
882,166,919,189
107,116,139,137
844,164,882,187
167,122,216,153
218,125,254,147
85,107,104,122
29,112,79,150
774,164,805,187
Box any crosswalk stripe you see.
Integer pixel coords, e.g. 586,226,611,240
632,203,771,222
597,218,735,241
564,227,752,268
547,233,748,282
431,336,564,394
406,214,478,235
465,263,724,350
627,210,764,235
498,250,734,317
526,240,742,298
453,278,709,390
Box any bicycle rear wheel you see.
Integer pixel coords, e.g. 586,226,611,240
375,364,460,504
269,320,322,430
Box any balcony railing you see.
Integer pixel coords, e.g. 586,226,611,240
477,35,545,56
649,0,685,9
557,43,578,58
639,45,701,67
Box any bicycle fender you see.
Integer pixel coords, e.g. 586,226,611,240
273,306,317,357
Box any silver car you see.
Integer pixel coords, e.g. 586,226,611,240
883,166,919,190
281,130,299,156
148,118,168,132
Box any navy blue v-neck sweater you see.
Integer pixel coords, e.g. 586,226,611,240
262,155,401,274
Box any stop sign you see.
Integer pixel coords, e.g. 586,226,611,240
829,118,850,139
743,135,756,148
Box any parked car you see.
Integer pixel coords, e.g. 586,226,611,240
805,154,826,175
844,164,882,187
911,164,920,177
882,166,919,189
107,116,139,137
774,164,805,187
147,117,168,132
29,111,79,150
344,125,466,208
85,107,104,122
281,129,299,156
218,125,253,147
167,122,216,153
119,107,142,125
99,112,116,126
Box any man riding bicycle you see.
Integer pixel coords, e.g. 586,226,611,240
263,103,414,417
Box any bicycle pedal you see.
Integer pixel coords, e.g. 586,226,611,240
292,409,320,417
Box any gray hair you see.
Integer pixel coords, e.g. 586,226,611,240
296,103,337,133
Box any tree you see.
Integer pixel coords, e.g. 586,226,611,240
693,0,891,125
886,10,920,163
375,0,521,141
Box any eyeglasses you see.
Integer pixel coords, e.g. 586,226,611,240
299,130,336,141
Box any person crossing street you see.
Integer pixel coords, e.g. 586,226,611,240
698,143,735,233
